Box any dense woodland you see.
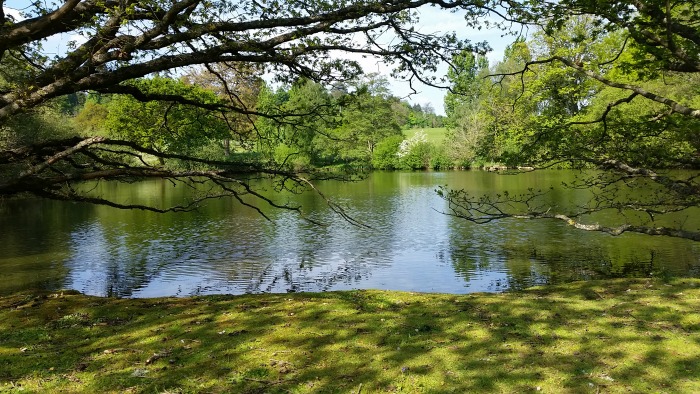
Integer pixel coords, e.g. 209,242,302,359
0,0,699,239
6,16,698,172
46,73,449,171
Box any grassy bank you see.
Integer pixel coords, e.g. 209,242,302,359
404,127,447,144
1,278,699,393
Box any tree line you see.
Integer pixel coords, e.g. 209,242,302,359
1,0,699,240
2,71,450,172
442,17,699,172
439,4,700,241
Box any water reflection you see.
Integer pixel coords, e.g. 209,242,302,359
0,198,92,294
0,171,698,297
446,217,699,291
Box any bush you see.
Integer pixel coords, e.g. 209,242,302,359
372,135,404,170
398,141,432,170
274,144,312,171
430,147,454,170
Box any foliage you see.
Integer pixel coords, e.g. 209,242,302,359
443,39,535,167
444,50,489,120
441,5,700,240
103,77,230,162
0,0,489,208
73,101,109,135
253,84,291,160
0,103,78,150
276,78,335,167
397,131,429,158
429,146,453,170
54,93,87,116
334,77,402,163
396,131,431,170
371,135,405,170
1,0,699,239
255,76,409,170
181,63,264,155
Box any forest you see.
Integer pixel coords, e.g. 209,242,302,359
0,0,698,238
4,14,698,173
15,72,448,172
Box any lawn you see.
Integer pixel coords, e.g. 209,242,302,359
403,127,447,144
1,278,698,393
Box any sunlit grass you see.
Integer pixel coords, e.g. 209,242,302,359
1,278,698,393
403,127,447,144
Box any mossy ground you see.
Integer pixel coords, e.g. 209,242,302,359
1,278,699,393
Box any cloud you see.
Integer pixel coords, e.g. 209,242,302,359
2,7,22,21
359,7,518,115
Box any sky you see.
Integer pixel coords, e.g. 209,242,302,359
358,6,517,115
3,1,517,115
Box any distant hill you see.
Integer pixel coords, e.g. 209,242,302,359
403,127,447,144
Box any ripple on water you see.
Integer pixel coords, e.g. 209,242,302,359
2,171,699,297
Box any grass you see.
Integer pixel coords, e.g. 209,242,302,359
403,127,447,144
1,278,699,393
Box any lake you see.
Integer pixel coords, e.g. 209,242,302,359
1,171,698,297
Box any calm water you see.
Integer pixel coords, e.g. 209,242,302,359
1,171,698,297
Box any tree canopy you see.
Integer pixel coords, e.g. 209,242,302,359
0,0,488,213
440,0,700,241
0,0,699,240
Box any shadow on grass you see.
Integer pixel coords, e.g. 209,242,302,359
0,278,698,393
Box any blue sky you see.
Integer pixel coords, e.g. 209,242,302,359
3,1,516,115
373,6,517,115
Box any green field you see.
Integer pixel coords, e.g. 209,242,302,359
1,278,698,393
403,127,447,144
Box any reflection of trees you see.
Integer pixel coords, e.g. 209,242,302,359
62,180,267,296
0,199,93,295
8,172,700,297
245,257,378,294
221,172,452,294
67,221,180,297
247,178,398,293
447,218,700,292
62,177,398,296
444,170,700,291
